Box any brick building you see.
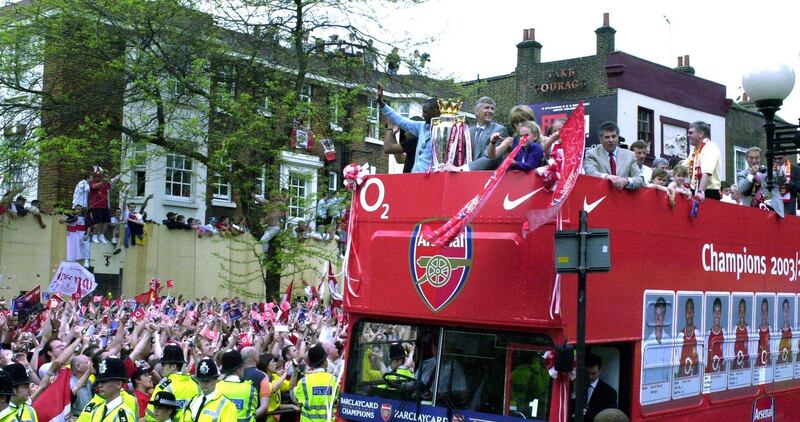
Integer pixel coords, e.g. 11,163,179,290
1,3,444,229
464,13,789,184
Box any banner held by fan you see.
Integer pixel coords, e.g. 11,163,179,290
525,102,585,234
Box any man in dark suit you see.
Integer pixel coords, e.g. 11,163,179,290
584,354,617,421
451,97,508,171
583,121,644,189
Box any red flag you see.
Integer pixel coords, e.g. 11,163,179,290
132,307,146,321
71,282,82,301
282,281,294,306
200,324,218,341
32,367,72,420
525,102,586,233
262,309,276,323
328,262,343,309
102,297,111,308
20,286,41,304
166,279,174,289
21,313,43,334
134,291,152,307
423,133,531,247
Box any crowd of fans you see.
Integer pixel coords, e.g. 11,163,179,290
0,288,347,421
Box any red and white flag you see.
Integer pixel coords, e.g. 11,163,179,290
166,279,174,289
328,262,343,310
132,307,146,321
33,367,72,421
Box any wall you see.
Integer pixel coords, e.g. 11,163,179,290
725,103,768,183
0,214,267,300
616,89,727,178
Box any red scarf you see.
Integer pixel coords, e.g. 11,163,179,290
688,139,707,189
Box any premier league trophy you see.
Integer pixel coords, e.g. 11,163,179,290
430,99,472,170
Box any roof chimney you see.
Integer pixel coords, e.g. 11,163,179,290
595,13,616,57
517,26,542,66
674,54,695,75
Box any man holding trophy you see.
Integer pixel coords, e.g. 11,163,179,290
376,85,440,173
465,97,509,171
378,86,507,172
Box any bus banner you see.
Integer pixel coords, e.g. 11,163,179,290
752,395,775,421
339,393,547,422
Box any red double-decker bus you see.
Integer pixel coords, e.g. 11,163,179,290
336,171,800,421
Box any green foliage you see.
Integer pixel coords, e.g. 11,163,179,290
0,0,450,298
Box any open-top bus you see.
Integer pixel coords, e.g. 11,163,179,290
336,171,800,421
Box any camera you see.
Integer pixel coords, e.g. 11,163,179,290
759,166,767,174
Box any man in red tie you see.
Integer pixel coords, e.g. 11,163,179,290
583,121,645,190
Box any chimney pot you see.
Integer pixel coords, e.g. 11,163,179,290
677,56,683,67
684,55,690,66
603,13,610,27
529,28,535,41
523,29,529,41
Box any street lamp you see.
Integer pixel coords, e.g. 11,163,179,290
742,63,797,189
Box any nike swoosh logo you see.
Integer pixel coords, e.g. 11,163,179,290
503,188,544,210
583,196,607,213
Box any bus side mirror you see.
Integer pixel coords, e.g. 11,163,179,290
554,343,575,373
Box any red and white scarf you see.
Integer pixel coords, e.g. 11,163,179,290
688,139,707,190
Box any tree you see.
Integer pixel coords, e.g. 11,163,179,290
0,0,456,297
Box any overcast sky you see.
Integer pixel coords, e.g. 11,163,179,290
380,0,800,123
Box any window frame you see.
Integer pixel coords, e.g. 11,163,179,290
132,143,148,198
367,98,381,141
327,170,338,193
637,106,655,160
329,94,342,131
164,153,193,201
733,146,749,176
659,116,690,160
279,151,323,226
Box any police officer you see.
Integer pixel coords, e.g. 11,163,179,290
216,350,257,422
3,363,37,421
290,344,338,422
147,344,200,422
85,357,137,422
0,369,18,422
77,369,139,422
182,358,237,422
148,391,181,422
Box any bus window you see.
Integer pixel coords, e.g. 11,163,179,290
345,321,420,398
435,329,552,418
508,349,550,419
343,322,552,420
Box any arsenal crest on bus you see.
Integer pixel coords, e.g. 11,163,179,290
380,403,392,422
409,221,473,312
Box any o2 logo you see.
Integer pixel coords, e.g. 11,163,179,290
359,178,389,219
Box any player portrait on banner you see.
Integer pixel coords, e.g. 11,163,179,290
704,293,729,394
775,294,795,382
728,294,753,389
753,294,775,385
672,292,703,400
640,291,673,406
675,297,701,378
